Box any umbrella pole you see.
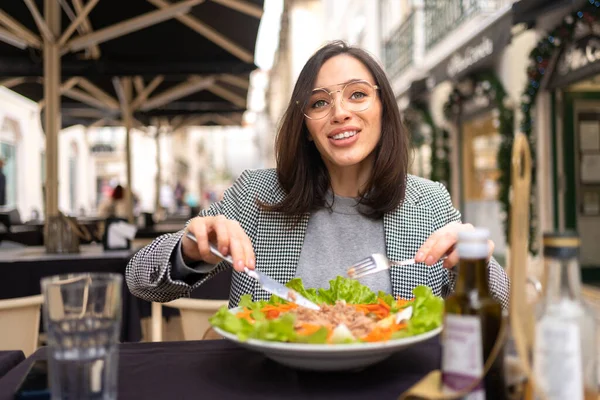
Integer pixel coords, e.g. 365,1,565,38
43,0,60,220
114,77,134,224
125,124,133,224
155,125,161,213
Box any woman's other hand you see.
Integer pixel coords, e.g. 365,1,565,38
414,222,494,269
182,215,256,272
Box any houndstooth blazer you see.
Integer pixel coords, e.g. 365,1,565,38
125,169,510,309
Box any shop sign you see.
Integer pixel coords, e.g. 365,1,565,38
550,34,600,89
428,12,512,86
446,37,494,80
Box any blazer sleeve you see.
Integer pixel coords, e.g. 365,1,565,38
125,169,257,303
437,183,511,310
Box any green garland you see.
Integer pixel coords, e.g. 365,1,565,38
404,102,452,191
443,72,521,253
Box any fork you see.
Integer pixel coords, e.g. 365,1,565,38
183,232,320,310
185,231,234,264
347,253,448,279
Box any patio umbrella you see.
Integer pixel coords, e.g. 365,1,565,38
0,0,263,225
5,72,250,128
3,70,253,222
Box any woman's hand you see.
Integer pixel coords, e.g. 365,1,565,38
182,215,256,272
414,222,494,269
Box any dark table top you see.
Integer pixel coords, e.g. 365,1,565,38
135,223,183,239
0,244,142,343
0,351,24,380
0,338,440,399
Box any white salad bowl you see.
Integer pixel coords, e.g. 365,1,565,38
211,307,443,371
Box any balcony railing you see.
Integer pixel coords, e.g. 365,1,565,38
383,12,415,79
424,0,508,50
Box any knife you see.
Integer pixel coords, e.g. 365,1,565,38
184,232,320,310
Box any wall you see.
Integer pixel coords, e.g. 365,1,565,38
323,0,381,60
289,0,326,84
58,125,96,215
0,87,45,220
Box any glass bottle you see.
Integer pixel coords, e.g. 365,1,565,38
533,232,597,400
441,228,508,400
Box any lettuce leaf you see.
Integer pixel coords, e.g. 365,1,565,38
246,313,297,342
296,327,329,344
209,306,255,341
285,276,378,305
209,302,298,342
285,278,332,305
210,277,444,344
318,276,378,304
239,293,286,310
391,285,444,339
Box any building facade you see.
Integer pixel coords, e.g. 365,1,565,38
516,0,600,272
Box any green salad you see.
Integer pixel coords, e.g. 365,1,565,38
209,276,444,344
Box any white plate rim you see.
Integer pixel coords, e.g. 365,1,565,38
211,306,443,352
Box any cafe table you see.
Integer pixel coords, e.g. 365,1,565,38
0,351,24,380
0,337,441,399
0,244,143,342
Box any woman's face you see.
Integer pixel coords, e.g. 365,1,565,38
304,54,382,174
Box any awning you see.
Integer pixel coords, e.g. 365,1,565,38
0,0,262,77
547,33,600,89
512,0,584,26
428,10,513,86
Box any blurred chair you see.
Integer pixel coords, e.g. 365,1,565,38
0,295,43,356
162,298,228,341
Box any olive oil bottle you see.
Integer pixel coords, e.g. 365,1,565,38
441,228,508,400
532,232,597,400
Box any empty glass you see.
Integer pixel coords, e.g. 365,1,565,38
41,273,122,400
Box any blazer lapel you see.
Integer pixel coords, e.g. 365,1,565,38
249,176,434,302
384,181,433,300
252,183,310,301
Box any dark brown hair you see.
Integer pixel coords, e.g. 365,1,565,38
112,185,124,200
262,40,409,219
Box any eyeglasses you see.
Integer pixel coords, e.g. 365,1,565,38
301,80,379,120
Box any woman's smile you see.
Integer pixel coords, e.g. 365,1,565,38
327,127,361,147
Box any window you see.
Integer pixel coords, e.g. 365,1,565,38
0,142,17,206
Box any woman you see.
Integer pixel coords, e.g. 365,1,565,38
126,41,509,309
98,184,128,219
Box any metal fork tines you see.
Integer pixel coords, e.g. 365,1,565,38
347,253,448,279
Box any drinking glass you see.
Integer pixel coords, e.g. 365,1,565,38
41,273,122,400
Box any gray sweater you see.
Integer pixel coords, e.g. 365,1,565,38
170,193,392,294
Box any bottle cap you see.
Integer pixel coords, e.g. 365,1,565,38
457,228,490,259
458,228,490,242
543,231,579,259
543,231,580,248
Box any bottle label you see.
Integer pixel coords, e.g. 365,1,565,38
442,314,486,400
534,319,584,400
